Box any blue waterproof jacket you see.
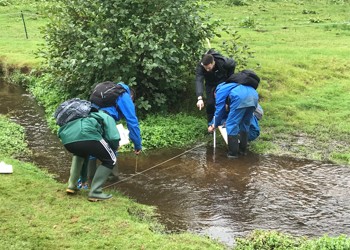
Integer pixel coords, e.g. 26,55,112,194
100,82,142,151
211,82,258,132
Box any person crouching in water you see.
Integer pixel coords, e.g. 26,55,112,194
208,70,260,158
58,107,120,201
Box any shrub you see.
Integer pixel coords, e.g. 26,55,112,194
38,0,219,114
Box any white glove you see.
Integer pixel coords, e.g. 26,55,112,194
196,99,204,110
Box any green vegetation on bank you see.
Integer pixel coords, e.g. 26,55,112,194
0,115,31,158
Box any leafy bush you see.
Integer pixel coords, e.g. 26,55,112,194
235,230,303,250
38,0,219,114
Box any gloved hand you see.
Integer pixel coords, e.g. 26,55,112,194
196,99,204,110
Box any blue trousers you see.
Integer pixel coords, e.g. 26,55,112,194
226,106,256,136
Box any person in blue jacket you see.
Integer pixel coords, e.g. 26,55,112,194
248,104,263,141
91,82,142,154
77,81,142,188
208,70,259,158
216,103,263,143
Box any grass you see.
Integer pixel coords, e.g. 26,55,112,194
209,0,350,164
0,0,44,67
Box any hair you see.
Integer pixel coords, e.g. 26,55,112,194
201,54,214,65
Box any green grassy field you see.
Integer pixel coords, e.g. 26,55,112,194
209,0,350,164
0,1,43,66
1,0,349,165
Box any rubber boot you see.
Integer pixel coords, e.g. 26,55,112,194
110,162,120,182
227,135,239,159
87,158,97,183
88,165,113,202
77,159,89,189
66,155,85,194
239,132,248,155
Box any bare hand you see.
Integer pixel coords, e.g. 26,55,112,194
134,149,142,155
196,100,204,110
208,124,215,133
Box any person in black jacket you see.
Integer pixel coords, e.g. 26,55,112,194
195,49,236,123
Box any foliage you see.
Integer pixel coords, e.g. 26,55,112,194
124,114,207,150
234,230,350,249
220,30,256,71
38,0,219,114
225,0,250,6
302,234,350,249
239,16,257,28
0,115,31,158
235,230,303,249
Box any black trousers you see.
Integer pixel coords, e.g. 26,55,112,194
64,139,116,169
205,85,216,123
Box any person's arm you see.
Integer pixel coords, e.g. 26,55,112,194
195,63,205,97
117,93,142,152
214,83,237,127
195,63,205,110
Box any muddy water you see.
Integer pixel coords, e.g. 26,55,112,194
1,81,350,246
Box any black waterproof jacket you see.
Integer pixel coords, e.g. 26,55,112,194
195,50,236,97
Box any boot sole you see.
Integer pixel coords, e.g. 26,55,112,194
88,196,112,202
66,188,78,194
227,154,238,159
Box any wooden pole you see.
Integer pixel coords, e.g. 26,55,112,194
21,11,28,39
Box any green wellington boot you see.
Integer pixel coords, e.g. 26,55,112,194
66,155,85,194
87,158,97,183
239,131,248,155
88,165,113,202
227,135,239,159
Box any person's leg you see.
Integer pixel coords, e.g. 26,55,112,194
248,116,260,142
87,157,97,183
206,86,216,123
239,107,255,155
66,156,85,194
64,143,89,194
84,139,117,202
77,158,89,189
226,108,245,158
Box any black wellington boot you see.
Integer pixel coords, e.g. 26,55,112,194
227,135,239,159
239,132,248,155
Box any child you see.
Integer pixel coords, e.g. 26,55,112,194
58,108,120,201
